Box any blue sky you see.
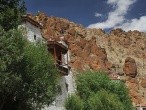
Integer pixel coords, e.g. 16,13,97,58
25,0,146,32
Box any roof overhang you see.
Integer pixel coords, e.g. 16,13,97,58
47,41,68,54
22,15,43,29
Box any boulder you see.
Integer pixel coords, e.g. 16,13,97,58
123,57,137,78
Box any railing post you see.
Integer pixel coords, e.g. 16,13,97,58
54,46,56,67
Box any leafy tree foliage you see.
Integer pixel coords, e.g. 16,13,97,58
87,90,124,110
65,71,133,110
0,28,59,110
65,95,83,110
0,0,26,30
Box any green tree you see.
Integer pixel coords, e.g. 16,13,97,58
65,71,133,110
65,95,83,110
0,28,59,110
87,90,124,110
0,0,26,30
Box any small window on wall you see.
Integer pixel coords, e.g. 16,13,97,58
34,35,36,40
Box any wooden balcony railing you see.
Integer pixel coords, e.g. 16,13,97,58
55,60,70,75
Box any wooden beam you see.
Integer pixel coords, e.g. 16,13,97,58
54,47,56,66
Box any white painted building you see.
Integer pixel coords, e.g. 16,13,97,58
136,105,146,110
20,15,43,42
20,15,75,110
45,40,75,110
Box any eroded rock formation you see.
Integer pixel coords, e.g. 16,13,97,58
28,12,146,106
123,57,137,78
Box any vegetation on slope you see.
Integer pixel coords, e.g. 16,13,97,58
0,0,26,31
0,28,59,110
0,1,59,109
65,71,133,110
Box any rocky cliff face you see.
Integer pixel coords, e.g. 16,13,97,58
29,13,146,106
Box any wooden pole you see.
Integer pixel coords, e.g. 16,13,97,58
67,42,69,67
54,47,56,66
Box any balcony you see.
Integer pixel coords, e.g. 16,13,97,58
47,40,70,75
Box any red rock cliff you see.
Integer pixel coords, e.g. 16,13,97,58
28,12,146,106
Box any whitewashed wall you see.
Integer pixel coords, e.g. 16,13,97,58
42,51,76,110
20,22,43,42
19,25,76,109
43,76,67,110
64,51,76,94
55,76,68,107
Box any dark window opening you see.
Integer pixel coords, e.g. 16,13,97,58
57,55,62,65
65,82,68,91
34,35,36,40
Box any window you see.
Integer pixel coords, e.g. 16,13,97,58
34,35,36,40
65,82,68,91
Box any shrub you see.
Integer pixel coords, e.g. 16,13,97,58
65,71,133,110
65,95,83,110
0,28,59,110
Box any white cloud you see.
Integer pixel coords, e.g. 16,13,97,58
88,0,146,31
117,16,146,32
95,13,102,17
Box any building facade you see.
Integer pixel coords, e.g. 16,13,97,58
21,15,75,110
20,15,43,42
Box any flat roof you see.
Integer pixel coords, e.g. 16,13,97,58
22,15,43,29
47,41,68,53
136,105,146,107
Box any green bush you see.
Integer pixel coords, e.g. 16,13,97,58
0,0,26,30
65,95,83,110
65,71,133,110
0,28,59,110
87,90,124,110
76,71,110,99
